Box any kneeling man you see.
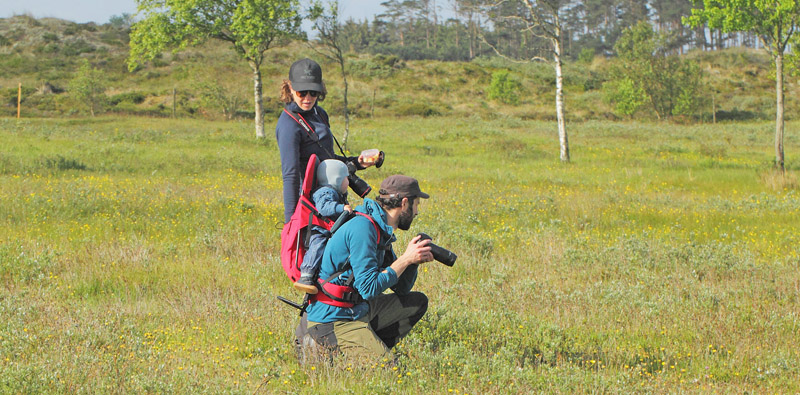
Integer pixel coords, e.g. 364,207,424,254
304,175,433,361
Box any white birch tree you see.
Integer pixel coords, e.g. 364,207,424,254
480,0,572,162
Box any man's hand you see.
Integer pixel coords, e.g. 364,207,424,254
343,204,353,213
402,234,434,265
386,235,433,277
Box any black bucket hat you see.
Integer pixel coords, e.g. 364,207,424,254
289,58,324,92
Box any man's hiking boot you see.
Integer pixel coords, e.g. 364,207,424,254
293,275,318,294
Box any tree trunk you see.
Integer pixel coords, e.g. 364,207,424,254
426,21,431,49
252,65,265,139
469,19,475,59
432,0,438,48
775,53,785,172
340,58,350,150
454,22,459,49
553,37,569,162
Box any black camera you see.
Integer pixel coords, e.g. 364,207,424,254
345,161,372,197
344,151,384,198
417,233,457,267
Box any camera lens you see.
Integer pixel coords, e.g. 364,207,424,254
416,233,457,267
430,244,457,267
348,174,372,197
345,160,372,197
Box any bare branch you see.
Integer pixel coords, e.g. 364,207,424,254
305,41,336,62
522,0,558,36
478,30,552,64
491,0,557,38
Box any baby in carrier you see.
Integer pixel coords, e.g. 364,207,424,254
294,159,352,294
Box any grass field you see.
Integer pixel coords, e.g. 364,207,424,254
1,115,799,393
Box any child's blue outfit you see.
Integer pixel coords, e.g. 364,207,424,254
301,185,348,276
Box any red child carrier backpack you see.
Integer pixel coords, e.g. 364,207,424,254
279,154,380,309
280,154,335,283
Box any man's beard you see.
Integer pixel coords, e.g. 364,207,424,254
397,204,415,231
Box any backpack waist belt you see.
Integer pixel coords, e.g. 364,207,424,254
311,282,363,308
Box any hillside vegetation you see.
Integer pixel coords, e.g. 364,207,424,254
2,15,798,123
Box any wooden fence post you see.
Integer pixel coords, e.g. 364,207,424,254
712,94,716,124
17,83,22,119
371,88,376,118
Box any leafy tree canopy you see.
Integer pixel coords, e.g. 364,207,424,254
608,21,701,120
684,0,800,53
128,0,302,71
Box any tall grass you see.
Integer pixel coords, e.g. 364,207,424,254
1,116,798,393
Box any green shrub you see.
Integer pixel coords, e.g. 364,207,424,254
99,31,124,46
3,86,37,106
715,108,759,121
373,53,403,69
42,32,60,43
110,92,147,105
69,59,107,116
62,23,79,36
27,93,58,113
61,39,96,56
349,54,405,78
603,78,647,118
151,57,170,68
38,155,89,171
394,102,442,117
487,70,522,105
14,14,41,27
583,70,605,91
672,86,697,117
578,47,595,63
611,21,702,120
108,13,134,30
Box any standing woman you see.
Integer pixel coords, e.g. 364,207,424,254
275,58,376,223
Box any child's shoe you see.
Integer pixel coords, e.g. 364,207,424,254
293,274,318,294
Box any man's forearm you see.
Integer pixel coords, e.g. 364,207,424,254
386,255,415,277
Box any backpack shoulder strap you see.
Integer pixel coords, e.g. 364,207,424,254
328,212,380,277
354,212,380,245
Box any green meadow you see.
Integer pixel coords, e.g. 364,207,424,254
1,115,798,393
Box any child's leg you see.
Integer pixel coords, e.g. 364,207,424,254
300,233,326,276
295,232,326,294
